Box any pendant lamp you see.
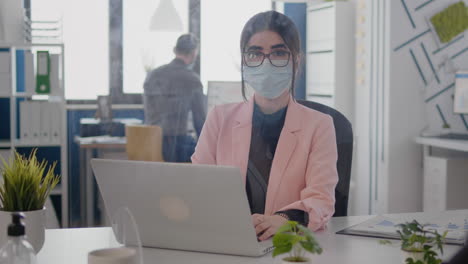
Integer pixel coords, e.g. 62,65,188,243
149,0,183,32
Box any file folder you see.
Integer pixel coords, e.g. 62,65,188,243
50,54,60,95
0,51,10,73
19,100,30,142
50,102,61,143
0,72,11,95
40,102,52,143
25,51,35,95
36,51,50,94
30,101,41,143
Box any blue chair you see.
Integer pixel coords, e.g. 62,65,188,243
297,100,353,217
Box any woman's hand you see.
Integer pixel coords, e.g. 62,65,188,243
252,213,288,241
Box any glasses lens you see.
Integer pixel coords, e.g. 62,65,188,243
270,51,290,67
244,52,264,67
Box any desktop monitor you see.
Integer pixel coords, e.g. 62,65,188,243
454,71,468,114
206,81,253,112
96,95,112,123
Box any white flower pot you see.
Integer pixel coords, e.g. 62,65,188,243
401,250,425,263
0,208,46,253
282,257,312,264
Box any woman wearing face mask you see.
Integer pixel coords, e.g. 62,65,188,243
192,11,338,240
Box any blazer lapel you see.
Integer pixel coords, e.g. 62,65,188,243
264,98,302,215
232,99,254,184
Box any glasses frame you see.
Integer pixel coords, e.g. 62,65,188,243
242,50,291,68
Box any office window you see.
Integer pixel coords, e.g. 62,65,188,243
122,0,189,94
200,0,271,91
31,0,109,100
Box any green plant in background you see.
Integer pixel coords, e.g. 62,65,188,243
272,221,322,262
0,149,60,211
430,2,468,43
396,220,447,264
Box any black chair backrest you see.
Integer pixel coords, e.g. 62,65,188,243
297,100,353,217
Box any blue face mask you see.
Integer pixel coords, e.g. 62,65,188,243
242,61,293,99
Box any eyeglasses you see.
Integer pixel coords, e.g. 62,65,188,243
243,50,291,67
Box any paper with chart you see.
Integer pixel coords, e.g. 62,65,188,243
454,71,468,114
337,210,468,245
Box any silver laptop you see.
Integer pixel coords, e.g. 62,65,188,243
91,159,273,257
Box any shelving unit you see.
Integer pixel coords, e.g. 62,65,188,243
306,1,355,122
0,43,68,227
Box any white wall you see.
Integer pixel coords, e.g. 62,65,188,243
385,0,426,211
353,0,468,215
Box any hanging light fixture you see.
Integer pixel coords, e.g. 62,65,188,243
149,0,183,32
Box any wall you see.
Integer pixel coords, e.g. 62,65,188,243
354,0,468,215
392,0,468,133
387,0,468,213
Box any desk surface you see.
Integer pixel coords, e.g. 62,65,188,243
37,212,464,264
415,136,468,152
74,136,126,149
80,118,142,125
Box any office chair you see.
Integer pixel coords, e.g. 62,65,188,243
125,125,165,162
297,100,353,217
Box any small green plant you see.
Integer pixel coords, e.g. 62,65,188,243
272,221,322,262
0,149,60,211
396,220,447,264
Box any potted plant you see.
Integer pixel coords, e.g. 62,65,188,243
272,221,323,263
396,220,447,264
0,149,60,253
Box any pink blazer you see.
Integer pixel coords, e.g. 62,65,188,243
191,97,338,230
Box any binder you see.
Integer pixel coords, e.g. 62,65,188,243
40,102,52,143
16,50,25,93
36,51,50,94
49,102,61,144
29,101,41,143
50,54,60,95
24,51,35,95
0,51,10,73
19,100,30,142
0,72,11,95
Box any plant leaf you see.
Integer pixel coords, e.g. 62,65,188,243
272,244,293,258
300,241,322,254
0,149,61,211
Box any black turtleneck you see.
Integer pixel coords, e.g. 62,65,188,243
246,103,308,226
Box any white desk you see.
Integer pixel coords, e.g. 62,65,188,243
415,137,468,212
37,212,464,264
415,136,468,153
75,136,127,227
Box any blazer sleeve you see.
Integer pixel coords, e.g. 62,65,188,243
278,115,338,231
191,105,220,165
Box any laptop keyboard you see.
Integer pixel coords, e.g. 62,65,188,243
435,133,468,140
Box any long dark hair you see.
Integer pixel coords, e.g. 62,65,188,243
240,10,301,100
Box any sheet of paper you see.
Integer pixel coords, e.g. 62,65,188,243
338,210,468,245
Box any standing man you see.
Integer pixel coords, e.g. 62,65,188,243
143,34,206,162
